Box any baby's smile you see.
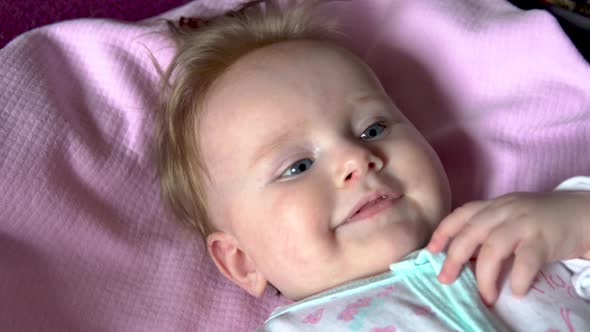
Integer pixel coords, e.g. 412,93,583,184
335,190,403,228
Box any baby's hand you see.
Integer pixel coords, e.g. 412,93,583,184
427,191,590,305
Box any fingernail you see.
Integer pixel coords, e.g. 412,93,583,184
427,238,440,252
512,290,525,299
479,293,492,307
437,272,449,284
426,242,436,252
438,264,450,283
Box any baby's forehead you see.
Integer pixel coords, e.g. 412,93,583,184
211,40,368,90
224,39,350,73
208,42,379,108
198,39,386,166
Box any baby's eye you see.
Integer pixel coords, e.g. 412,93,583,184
360,123,387,140
281,158,314,178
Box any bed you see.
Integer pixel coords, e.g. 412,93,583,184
1,0,589,331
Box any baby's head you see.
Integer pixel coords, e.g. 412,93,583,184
157,1,451,301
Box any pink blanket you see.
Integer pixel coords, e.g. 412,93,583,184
1,0,589,331
0,0,193,48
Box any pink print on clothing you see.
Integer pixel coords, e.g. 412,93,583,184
546,307,576,332
302,308,324,324
531,271,577,298
560,307,575,332
376,286,395,298
337,297,372,321
370,326,396,332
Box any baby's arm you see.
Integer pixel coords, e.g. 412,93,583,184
427,176,590,305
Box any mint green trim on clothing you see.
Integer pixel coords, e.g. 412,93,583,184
391,250,507,331
265,249,509,331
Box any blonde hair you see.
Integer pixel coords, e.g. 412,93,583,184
155,0,340,242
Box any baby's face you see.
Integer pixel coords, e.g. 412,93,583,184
200,40,451,300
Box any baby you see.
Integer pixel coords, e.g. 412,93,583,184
155,1,590,330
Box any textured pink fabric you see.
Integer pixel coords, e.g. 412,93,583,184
0,0,193,48
0,0,589,331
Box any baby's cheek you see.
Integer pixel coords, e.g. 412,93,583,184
270,189,336,265
398,140,450,224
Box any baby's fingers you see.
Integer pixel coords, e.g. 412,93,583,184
437,202,512,284
428,201,489,253
510,242,546,298
474,225,523,305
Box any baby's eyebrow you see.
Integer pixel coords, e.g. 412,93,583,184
354,94,383,104
250,129,296,168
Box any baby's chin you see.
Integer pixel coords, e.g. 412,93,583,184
277,222,431,300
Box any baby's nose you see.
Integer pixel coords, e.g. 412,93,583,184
334,148,383,187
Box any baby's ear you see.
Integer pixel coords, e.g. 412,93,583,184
207,231,267,297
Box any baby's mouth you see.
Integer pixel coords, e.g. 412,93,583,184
353,195,389,215
339,191,402,227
